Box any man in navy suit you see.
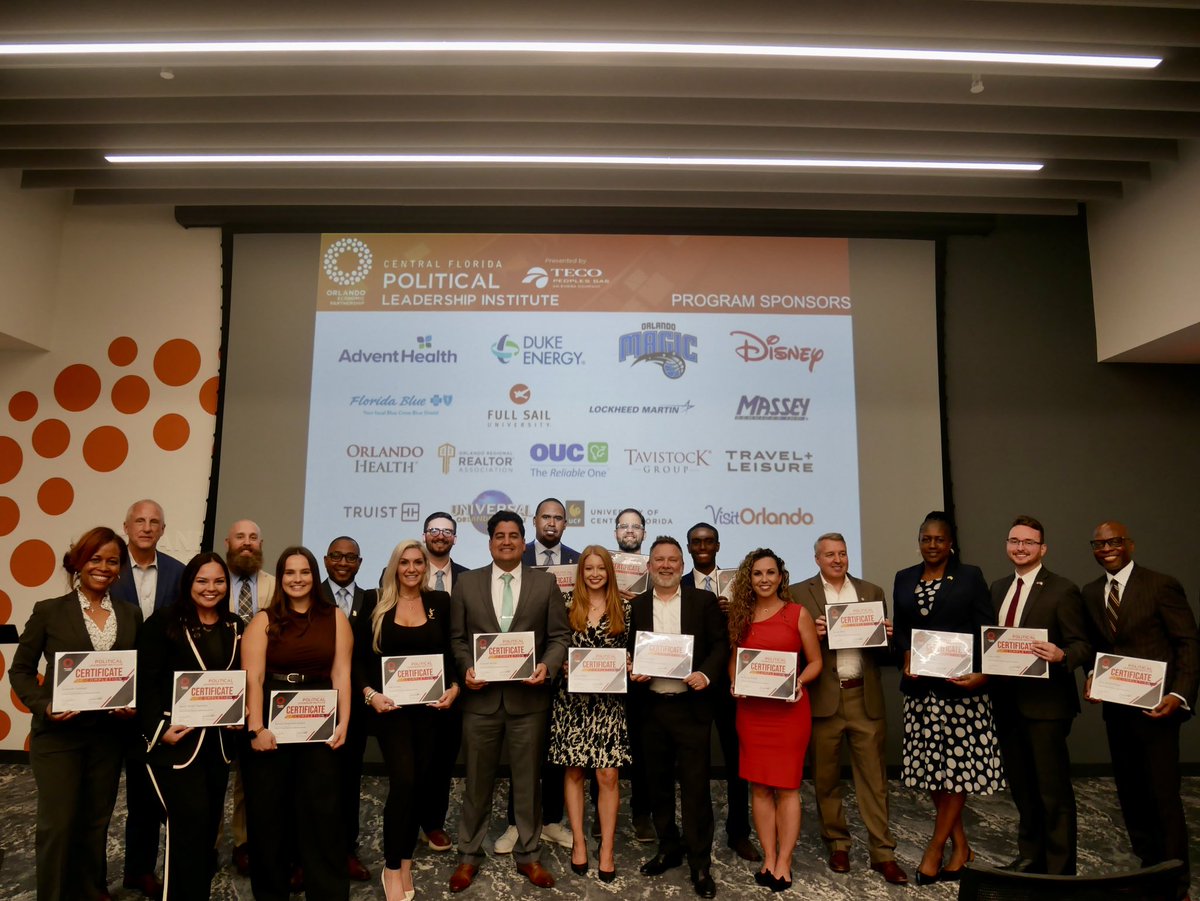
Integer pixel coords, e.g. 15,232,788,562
320,536,376,882
1082,521,1199,901
521,498,579,567
424,511,470,593
988,516,1090,875
113,498,184,897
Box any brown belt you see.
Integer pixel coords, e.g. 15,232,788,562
840,678,864,689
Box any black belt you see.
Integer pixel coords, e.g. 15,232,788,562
267,672,317,684
649,690,688,700
840,678,864,689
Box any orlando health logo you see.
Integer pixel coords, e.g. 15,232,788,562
617,322,698,379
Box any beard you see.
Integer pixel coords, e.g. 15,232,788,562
226,546,263,578
617,536,642,552
650,571,681,592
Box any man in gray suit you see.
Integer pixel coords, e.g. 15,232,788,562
988,516,1090,876
448,511,570,892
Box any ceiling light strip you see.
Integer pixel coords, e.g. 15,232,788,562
0,40,1160,69
105,152,1043,172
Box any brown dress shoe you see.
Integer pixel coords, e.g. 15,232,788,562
347,854,371,881
871,860,909,885
424,828,453,852
727,835,762,862
449,863,478,893
829,850,851,873
122,873,164,897
516,861,556,888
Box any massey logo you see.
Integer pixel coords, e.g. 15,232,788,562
734,396,810,421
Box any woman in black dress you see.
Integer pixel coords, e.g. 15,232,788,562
893,511,1003,885
137,552,244,901
355,539,459,901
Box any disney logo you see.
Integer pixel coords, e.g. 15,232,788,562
730,331,825,372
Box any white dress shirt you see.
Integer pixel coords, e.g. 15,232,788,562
130,553,160,619
822,576,864,680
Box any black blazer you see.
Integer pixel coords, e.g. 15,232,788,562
522,542,580,566
137,609,244,766
988,567,1090,720
893,557,991,698
1081,563,1199,715
111,551,186,613
319,579,375,627
11,591,143,741
627,583,728,720
351,589,456,694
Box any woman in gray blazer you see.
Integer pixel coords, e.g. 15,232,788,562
11,526,143,901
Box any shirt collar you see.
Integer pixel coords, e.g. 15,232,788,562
76,590,113,611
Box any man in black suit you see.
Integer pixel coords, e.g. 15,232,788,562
1081,521,1199,901
631,536,728,899
320,536,375,882
683,522,757,863
419,512,469,852
447,511,570,892
113,498,184,898
521,497,579,567
988,516,1090,875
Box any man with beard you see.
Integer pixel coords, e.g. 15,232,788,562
424,512,469,594
615,508,647,554
224,519,275,876
629,536,727,899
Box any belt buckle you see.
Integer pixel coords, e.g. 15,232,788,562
286,673,300,684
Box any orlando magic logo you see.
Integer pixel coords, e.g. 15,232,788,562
617,323,698,379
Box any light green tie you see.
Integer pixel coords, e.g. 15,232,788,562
500,573,514,632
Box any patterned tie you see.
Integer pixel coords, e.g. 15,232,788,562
237,579,253,622
500,573,514,631
337,587,350,616
1105,578,1121,637
1003,578,1024,627
704,575,714,593
435,570,445,592
543,549,554,566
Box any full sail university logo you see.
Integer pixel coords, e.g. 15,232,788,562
323,238,373,286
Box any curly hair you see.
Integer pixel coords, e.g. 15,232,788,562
726,548,791,645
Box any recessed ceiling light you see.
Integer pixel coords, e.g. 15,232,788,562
105,152,1043,172
0,40,1161,69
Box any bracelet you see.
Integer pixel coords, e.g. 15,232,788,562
364,689,377,705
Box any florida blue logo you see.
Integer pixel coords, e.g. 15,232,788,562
491,334,520,363
618,324,697,379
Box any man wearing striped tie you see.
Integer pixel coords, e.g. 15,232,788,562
1082,521,1199,901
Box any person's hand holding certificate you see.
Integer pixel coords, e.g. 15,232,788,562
382,655,445,706
631,631,694,679
567,647,627,694
53,650,137,712
733,648,798,700
268,689,338,743
826,602,887,649
910,629,973,679
1090,653,1166,709
473,632,536,681
172,671,246,726
980,627,1050,678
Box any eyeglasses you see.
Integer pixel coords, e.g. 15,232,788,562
425,528,455,537
326,552,360,563
616,524,644,533
1006,538,1043,549
1089,537,1127,550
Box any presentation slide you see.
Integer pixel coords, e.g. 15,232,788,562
302,233,861,568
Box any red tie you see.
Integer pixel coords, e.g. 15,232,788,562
1003,578,1024,627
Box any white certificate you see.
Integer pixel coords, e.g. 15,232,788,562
826,601,888,650
980,627,1050,678
543,565,577,597
611,553,649,594
172,670,246,726
910,629,974,679
733,647,798,700
268,689,338,743
1090,653,1167,709
696,570,735,598
568,647,627,694
631,631,694,679
52,650,137,711
381,654,445,705
473,631,536,681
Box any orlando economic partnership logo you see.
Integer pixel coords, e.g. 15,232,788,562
490,334,585,366
321,237,374,306
617,322,697,379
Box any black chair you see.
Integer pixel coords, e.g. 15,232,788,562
957,860,1184,901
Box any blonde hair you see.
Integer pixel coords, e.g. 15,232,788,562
370,539,429,653
569,546,625,635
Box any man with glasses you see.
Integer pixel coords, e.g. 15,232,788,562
424,512,469,594
522,498,579,567
615,508,647,553
1081,521,1198,901
987,516,1089,875
320,536,375,882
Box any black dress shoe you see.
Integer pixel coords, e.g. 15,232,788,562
691,868,717,898
1001,856,1038,873
640,851,684,876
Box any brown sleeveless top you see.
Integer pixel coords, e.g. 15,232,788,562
265,602,335,678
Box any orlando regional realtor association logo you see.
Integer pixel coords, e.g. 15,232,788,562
322,237,373,286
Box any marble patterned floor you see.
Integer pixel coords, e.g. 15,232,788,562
0,765,1195,900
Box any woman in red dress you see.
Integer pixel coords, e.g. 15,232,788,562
727,548,823,891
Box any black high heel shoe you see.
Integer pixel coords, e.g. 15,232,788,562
598,867,617,883
754,869,774,888
940,849,975,881
914,868,941,886
570,844,589,875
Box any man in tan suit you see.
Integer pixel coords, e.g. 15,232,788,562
792,533,907,886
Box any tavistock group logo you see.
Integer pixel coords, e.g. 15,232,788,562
323,237,373,286
618,322,697,379
452,490,532,534
624,447,710,474
730,331,825,371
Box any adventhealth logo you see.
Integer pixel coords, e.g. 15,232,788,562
491,334,520,363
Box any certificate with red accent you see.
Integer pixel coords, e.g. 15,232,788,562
381,654,445,705
473,631,536,681
568,647,627,693
1090,653,1166,709
53,650,137,711
268,689,338,743
980,627,1049,678
172,670,246,726
910,629,973,679
631,631,694,679
733,647,798,700
826,601,887,649
542,565,577,596
612,553,649,594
